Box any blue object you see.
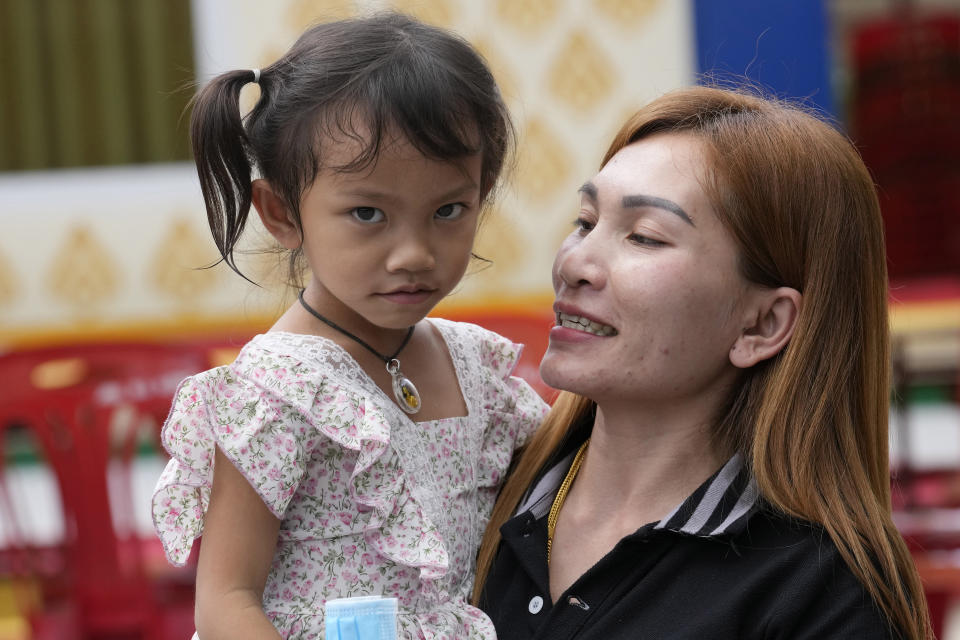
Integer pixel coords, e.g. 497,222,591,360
692,0,835,117
325,596,398,640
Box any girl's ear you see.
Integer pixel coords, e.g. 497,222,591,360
729,287,802,369
251,179,302,249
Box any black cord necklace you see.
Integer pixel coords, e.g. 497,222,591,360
298,289,421,414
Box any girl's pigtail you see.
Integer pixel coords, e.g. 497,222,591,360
189,69,260,280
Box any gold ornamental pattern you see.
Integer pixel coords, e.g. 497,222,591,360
47,226,120,308
0,247,18,308
150,219,223,303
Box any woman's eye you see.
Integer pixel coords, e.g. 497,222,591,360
435,203,465,220
629,233,664,247
351,207,385,223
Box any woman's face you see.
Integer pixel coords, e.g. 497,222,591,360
541,132,756,409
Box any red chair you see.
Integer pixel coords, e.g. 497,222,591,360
0,341,225,639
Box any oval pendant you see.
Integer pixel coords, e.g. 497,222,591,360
392,374,421,414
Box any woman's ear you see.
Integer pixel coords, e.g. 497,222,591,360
730,287,802,369
251,179,302,249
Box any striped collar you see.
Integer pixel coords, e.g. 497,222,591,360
517,449,760,539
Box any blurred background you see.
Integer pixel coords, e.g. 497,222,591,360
0,0,958,637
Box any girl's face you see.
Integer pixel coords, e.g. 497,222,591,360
297,132,483,332
541,132,756,410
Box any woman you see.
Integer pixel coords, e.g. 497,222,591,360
474,86,931,639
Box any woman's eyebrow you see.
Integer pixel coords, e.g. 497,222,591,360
579,181,695,227
622,194,695,227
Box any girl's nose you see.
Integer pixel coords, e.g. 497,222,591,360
553,232,606,290
386,230,436,274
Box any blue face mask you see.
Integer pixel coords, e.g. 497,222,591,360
325,596,398,640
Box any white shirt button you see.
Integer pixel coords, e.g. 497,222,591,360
528,595,544,614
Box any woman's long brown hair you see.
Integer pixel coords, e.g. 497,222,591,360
473,86,931,639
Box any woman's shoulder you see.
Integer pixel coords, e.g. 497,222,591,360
734,508,865,587
733,508,899,638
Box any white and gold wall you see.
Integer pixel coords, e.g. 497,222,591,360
0,0,694,349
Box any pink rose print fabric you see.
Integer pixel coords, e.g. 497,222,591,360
152,319,548,639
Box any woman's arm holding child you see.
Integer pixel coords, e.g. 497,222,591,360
194,447,283,639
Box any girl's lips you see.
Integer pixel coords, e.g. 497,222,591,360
378,290,434,304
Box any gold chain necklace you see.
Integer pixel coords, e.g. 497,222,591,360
546,438,590,564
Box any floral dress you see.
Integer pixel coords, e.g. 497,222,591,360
152,319,548,639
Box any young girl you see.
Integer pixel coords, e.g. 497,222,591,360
151,13,548,640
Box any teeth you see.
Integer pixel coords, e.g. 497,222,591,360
556,312,617,336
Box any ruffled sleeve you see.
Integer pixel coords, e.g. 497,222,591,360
151,352,319,567
468,324,550,492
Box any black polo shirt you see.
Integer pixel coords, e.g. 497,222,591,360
480,445,899,639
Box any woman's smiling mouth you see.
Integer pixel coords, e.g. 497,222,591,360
556,311,618,336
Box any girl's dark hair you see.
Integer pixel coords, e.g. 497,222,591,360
190,12,513,282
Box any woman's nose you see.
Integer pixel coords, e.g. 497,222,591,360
553,232,606,290
385,230,436,274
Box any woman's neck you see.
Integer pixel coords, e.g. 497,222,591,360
572,402,725,527
546,402,727,601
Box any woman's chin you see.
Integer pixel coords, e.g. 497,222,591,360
539,354,589,395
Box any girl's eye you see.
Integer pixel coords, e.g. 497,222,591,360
629,233,664,247
351,207,385,223
435,203,465,220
